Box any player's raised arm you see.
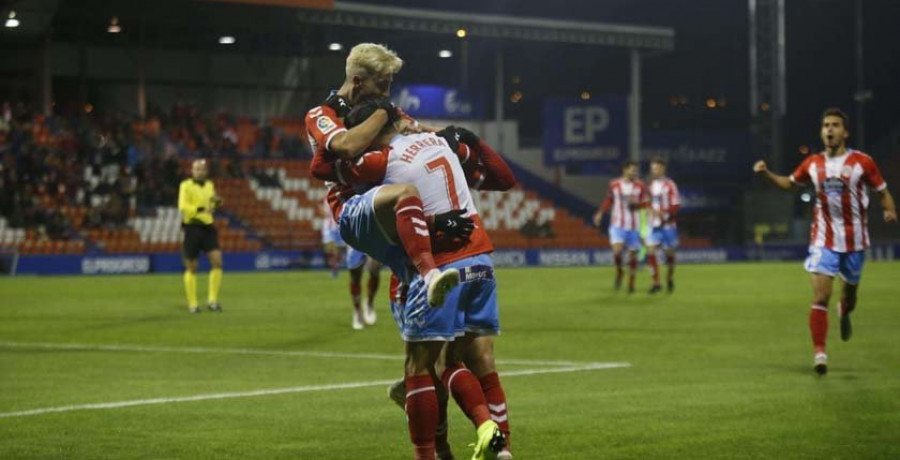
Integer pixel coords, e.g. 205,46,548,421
437,126,516,192
753,159,796,190
474,139,516,191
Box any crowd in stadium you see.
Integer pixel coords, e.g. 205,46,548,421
0,100,310,241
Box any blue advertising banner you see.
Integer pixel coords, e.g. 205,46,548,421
677,187,740,213
641,130,752,179
542,96,629,168
8,245,900,275
393,85,482,119
13,251,328,276
562,128,752,178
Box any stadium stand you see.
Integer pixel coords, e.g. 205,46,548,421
0,104,654,256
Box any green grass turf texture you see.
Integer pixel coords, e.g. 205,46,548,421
1,262,898,459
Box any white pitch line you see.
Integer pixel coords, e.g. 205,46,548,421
0,379,396,419
0,362,630,419
0,341,595,367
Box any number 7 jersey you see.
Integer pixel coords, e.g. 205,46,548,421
332,132,494,265
384,133,493,265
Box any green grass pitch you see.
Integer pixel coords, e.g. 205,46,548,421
1,262,899,459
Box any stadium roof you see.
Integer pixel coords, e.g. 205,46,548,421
297,2,674,51
3,0,673,53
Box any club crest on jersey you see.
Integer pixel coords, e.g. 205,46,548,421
317,116,337,134
841,165,853,178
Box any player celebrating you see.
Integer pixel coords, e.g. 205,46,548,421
328,107,516,459
305,42,462,311
593,161,648,293
753,108,897,375
646,157,680,293
347,247,382,328
178,159,224,314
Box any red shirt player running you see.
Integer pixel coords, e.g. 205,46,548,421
593,160,649,293
323,106,516,460
754,107,897,375
646,157,681,294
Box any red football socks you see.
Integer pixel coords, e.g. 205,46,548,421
628,253,637,289
441,363,491,427
405,375,438,460
614,253,623,277
395,196,437,277
809,305,828,353
648,253,660,285
435,392,451,457
479,372,511,449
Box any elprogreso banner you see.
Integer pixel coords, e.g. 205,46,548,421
542,96,629,168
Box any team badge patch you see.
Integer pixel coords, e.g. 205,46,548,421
841,165,852,178
317,116,337,134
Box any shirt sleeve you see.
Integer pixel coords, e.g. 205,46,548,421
305,105,347,153
669,181,681,206
466,140,516,191
789,157,813,185
862,156,888,191
335,149,389,186
310,149,338,182
601,183,614,213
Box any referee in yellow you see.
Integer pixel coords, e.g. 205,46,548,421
178,159,224,314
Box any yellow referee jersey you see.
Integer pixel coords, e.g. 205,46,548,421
178,178,217,225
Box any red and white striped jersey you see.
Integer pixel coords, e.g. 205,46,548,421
650,177,680,229
603,178,648,231
790,150,887,252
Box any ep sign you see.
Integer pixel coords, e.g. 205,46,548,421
543,96,628,168
564,106,610,143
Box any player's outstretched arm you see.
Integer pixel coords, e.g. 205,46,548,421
753,160,794,190
880,189,898,222
438,126,516,191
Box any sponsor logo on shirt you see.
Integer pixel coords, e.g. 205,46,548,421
823,177,845,196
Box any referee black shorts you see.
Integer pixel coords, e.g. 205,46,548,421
182,224,219,260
